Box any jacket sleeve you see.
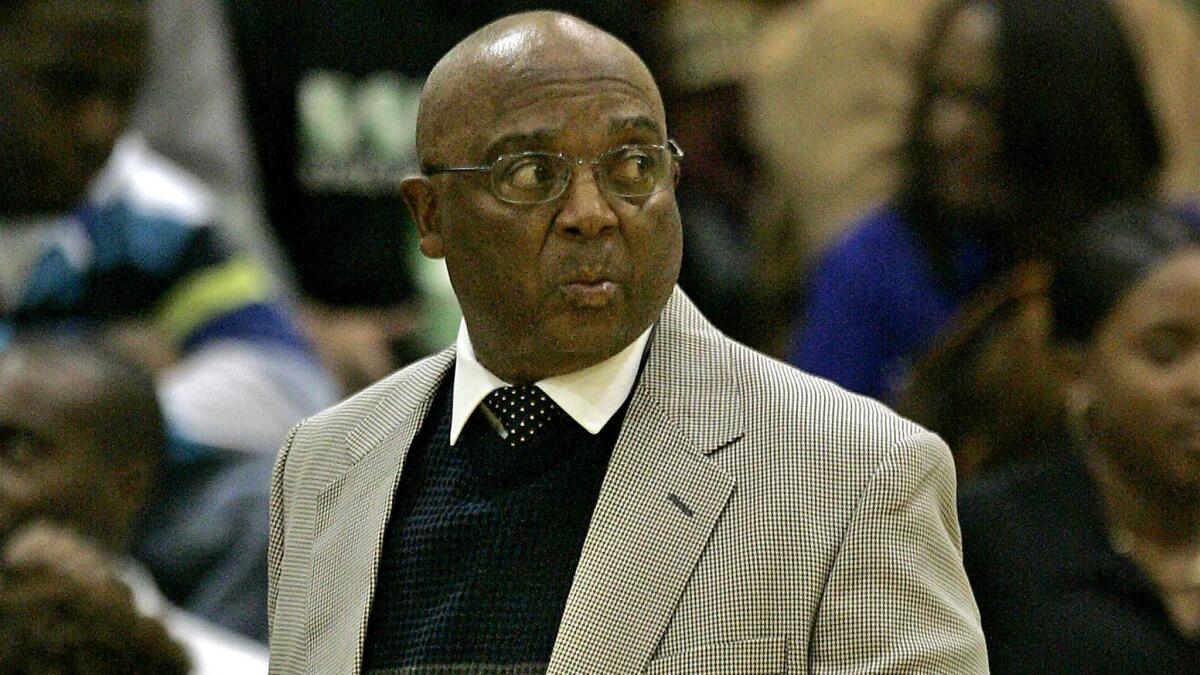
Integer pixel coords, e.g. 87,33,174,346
808,430,989,672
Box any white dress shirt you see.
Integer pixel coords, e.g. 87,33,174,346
449,321,652,446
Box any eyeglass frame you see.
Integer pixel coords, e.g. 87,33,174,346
422,139,684,205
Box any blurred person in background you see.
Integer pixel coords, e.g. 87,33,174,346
0,339,268,672
959,203,1200,671
894,260,1065,480
0,523,191,675
747,0,946,354
129,0,290,284
749,0,1200,361
0,0,338,455
0,0,333,641
786,0,1168,402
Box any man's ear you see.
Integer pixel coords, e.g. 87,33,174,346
671,156,681,188
400,175,444,259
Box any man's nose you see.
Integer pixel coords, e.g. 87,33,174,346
554,164,619,238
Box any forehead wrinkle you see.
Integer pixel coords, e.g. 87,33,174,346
507,71,653,93
480,130,556,162
423,81,663,166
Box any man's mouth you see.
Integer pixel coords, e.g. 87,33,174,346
561,275,618,307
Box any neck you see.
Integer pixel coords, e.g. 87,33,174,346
472,350,576,384
468,334,630,385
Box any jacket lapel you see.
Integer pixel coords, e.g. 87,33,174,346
307,348,455,673
548,289,744,672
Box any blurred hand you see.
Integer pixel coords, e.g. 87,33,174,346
897,261,1064,479
3,521,116,591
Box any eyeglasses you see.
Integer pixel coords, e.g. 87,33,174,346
424,140,683,205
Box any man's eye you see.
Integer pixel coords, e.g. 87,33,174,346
605,149,657,189
504,157,556,191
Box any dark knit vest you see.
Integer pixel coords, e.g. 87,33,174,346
362,370,628,673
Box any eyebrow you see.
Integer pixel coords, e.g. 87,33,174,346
478,115,666,162
609,115,663,138
482,130,557,163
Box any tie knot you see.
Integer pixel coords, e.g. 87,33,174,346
481,385,563,448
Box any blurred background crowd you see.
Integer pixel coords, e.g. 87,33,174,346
1,0,1199,671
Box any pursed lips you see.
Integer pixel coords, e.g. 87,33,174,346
557,257,628,284
559,265,623,306
565,268,612,283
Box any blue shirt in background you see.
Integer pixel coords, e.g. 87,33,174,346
788,206,995,402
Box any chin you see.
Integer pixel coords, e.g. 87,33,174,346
544,324,632,367
557,326,628,356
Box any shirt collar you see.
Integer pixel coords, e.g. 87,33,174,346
449,320,652,445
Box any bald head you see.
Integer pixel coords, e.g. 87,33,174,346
415,11,664,168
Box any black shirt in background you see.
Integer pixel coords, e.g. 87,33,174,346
959,451,1200,673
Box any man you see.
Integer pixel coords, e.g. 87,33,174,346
268,12,987,673
0,0,337,454
0,0,336,641
0,339,269,673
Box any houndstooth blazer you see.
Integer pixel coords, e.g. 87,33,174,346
268,288,988,673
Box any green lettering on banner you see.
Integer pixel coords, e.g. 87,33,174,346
297,70,422,195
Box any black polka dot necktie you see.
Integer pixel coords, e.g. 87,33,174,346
481,385,564,448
